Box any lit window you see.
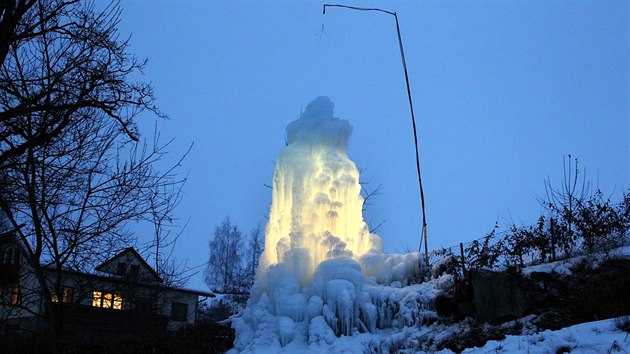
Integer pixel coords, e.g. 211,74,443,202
102,293,112,308
11,286,20,306
62,287,73,303
51,287,73,303
92,291,102,307
113,294,123,310
92,291,123,310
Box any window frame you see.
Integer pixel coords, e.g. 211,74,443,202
51,286,73,304
61,286,73,303
116,262,127,275
92,290,123,310
170,302,188,322
10,285,20,306
130,264,140,276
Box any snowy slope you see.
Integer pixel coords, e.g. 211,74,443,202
229,246,630,353
436,318,630,354
229,315,630,353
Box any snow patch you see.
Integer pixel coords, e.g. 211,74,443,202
435,317,630,354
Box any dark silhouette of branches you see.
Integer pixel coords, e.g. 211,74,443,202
205,217,243,294
359,168,385,234
434,156,630,279
0,0,164,169
0,1,182,351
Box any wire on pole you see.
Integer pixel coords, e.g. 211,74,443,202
323,4,429,265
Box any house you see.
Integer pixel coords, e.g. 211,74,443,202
0,234,214,337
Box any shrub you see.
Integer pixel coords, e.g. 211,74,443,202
465,224,502,270
614,316,630,335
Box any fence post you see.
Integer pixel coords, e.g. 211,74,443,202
550,218,556,261
459,242,466,276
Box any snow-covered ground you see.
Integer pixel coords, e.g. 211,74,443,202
229,313,630,353
522,245,630,277
437,318,630,354
227,246,630,353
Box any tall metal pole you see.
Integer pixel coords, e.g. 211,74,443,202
323,4,429,265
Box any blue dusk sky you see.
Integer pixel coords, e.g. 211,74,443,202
114,1,628,291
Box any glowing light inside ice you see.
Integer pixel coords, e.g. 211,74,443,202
260,96,383,280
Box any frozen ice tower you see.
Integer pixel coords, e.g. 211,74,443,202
231,97,431,354
262,96,383,279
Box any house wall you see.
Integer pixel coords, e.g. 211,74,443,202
97,252,158,282
1,244,208,335
1,246,44,333
158,289,199,328
1,249,40,320
51,273,202,328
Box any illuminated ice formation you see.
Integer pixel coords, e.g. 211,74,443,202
262,96,383,279
231,97,430,353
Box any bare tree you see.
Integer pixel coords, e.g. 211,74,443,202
0,1,181,351
540,155,591,256
140,170,195,289
243,225,263,289
205,217,243,293
0,0,162,169
359,168,385,233
0,111,183,348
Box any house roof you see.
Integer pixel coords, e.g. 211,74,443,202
170,287,216,298
95,247,162,282
0,229,36,267
41,266,215,298
1,234,216,298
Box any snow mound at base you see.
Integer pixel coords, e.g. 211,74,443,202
230,255,438,353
